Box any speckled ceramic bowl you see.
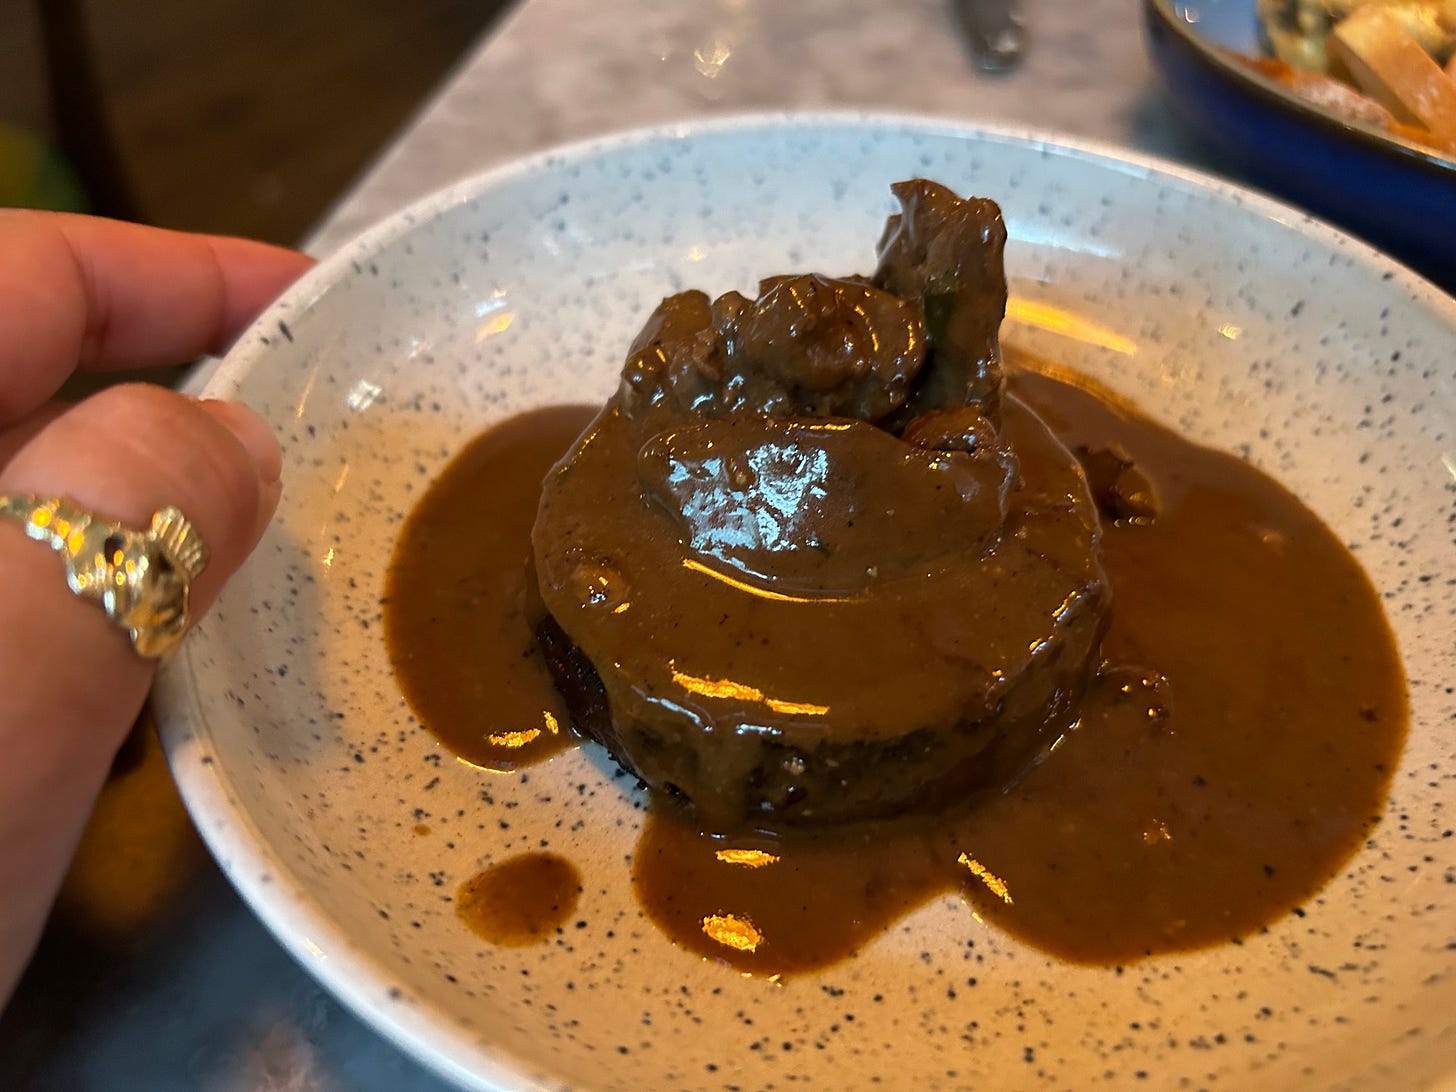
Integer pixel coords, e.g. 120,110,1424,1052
153,115,1456,1090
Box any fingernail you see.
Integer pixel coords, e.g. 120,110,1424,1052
199,399,282,485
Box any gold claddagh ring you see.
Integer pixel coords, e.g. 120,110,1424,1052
0,495,210,659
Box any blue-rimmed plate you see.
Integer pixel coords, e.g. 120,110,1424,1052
1143,0,1456,290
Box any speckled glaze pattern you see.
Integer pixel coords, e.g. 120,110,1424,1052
153,116,1456,1091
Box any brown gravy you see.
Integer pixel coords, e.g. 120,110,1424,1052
455,852,582,946
384,405,591,770
384,358,1406,970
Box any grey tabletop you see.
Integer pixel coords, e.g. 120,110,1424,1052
0,1,1215,1088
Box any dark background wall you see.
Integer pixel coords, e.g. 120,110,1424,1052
0,0,511,243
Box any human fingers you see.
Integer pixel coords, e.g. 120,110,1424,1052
0,383,281,1004
0,402,68,469
0,209,313,423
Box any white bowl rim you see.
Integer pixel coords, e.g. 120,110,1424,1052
152,109,1456,1091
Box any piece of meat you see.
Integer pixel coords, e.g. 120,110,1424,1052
635,413,1016,593
531,181,1110,832
873,179,1010,426
1074,442,1161,525
619,273,927,424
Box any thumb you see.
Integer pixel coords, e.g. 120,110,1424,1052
0,382,279,1004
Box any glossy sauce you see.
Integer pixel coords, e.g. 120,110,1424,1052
384,406,591,769
455,852,582,945
385,360,1406,968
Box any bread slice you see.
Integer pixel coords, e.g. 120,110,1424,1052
1330,5,1456,141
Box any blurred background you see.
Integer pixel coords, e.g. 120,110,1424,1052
0,0,512,242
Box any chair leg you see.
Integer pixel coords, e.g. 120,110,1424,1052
36,0,145,222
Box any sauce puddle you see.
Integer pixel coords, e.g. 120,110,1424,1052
384,358,1406,973
385,405,590,770
455,853,582,945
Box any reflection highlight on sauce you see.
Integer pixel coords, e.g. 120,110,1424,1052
701,912,763,953
484,710,561,750
680,557,864,605
669,662,830,717
715,847,779,868
958,852,1014,904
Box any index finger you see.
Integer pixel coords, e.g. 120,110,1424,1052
0,210,313,423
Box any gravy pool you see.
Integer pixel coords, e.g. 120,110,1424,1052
384,354,1406,975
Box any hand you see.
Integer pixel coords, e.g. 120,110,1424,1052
0,210,312,1006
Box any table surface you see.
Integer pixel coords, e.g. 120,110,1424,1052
2,0,1222,1087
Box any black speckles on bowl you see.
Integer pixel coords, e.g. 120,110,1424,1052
153,115,1456,1090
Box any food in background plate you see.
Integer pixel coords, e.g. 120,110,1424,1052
1258,0,1456,71
1331,5,1456,140
1251,0,1456,154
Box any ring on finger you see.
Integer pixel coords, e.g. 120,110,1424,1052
0,494,210,659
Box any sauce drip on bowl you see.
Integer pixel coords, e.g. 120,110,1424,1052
455,853,582,945
384,357,1406,969
384,406,591,770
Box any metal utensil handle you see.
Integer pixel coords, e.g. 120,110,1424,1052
952,0,1027,73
